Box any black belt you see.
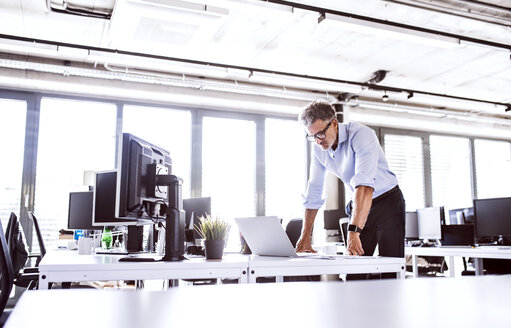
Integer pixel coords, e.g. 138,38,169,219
373,185,399,203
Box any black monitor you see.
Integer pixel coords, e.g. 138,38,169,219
68,191,96,230
115,133,185,261
183,197,211,242
405,211,419,240
183,197,211,230
92,170,134,227
116,133,173,220
448,207,474,225
474,197,511,243
441,224,475,246
417,207,443,242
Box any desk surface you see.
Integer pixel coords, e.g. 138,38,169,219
7,275,511,328
406,245,511,258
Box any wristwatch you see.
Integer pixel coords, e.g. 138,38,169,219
347,224,363,233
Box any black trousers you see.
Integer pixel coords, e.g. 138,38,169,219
346,186,406,280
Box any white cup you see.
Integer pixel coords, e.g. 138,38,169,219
324,245,337,255
78,237,92,255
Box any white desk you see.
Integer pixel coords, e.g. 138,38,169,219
247,255,406,282
406,245,511,277
38,250,250,289
8,275,511,328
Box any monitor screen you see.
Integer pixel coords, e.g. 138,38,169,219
474,197,511,239
183,197,212,229
448,207,474,225
405,211,419,240
68,191,96,230
441,224,475,246
93,170,134,227
116,133,173,220
417,207,443,241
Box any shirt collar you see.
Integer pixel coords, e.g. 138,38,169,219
327,122,346,155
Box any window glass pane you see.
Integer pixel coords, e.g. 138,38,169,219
35,98,117,249
384,134,425,211
202,116,256,250
123,105,192,198
430,135,472,209
474,139,511,199
0,99,26,227
265,118,306,223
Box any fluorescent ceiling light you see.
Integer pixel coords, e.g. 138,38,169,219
250,71,362,94
321,13,461,49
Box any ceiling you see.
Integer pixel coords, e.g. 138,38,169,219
0,0,510,117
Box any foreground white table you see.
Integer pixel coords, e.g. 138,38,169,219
8,275,511,328
38,250,250,289
247,255,406,282
406,245,511,277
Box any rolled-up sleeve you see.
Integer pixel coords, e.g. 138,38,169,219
303,150,327,209
349,127,378,190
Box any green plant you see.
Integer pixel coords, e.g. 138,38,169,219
194,214,230,240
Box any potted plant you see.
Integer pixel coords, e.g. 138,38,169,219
195,214,230,259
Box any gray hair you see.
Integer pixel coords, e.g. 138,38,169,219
299,100,335,127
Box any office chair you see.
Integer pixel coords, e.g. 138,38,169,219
285,218,303,248
338,218,349,246
0,219,15,325
27,212,46,266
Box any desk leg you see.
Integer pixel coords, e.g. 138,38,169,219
39,275,49,290
448,256,455,278
474,258,484,275
398,266,406,279
412,255,418,278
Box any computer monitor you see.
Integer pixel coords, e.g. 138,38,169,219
448,207,474,225
68,191,96,230
417,207,443,242
474,197,511,243
183,197,211,242
92,170,134,227
405,211,419,240
183,197,211,229
115,133,185,261
116,133,173,220
441,224,475,246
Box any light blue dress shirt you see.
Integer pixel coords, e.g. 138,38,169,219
303,121,398,209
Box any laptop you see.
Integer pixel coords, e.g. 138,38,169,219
235,216,342,258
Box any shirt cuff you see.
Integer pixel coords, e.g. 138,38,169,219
302,193,326,209
350,174,375,190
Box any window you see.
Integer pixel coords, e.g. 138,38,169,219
122,105,192,198
474,139,511,199
430,135,472,209
202,116,256,250
384,134,425,211
35,98,117,249
0,99,26,227
265,118,306,222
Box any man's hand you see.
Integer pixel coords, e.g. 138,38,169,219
295,235,317,253
347,232,364,256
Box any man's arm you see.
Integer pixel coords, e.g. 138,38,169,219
295,208,318,253
347,185,373,256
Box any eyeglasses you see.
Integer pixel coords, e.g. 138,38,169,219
306,119,334,142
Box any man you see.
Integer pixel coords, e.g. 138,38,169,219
296,100,405,261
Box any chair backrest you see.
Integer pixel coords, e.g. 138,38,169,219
285,218,303,248
6,214,28,274
338,218,349,245
28,212,46,264
0,221,15,316
4,212,16,247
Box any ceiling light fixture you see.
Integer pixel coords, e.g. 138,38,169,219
382,91,389,102
320,13,461,49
